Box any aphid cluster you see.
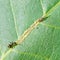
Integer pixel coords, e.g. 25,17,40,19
8,16,48,48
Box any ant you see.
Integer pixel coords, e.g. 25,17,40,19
8,42,17,48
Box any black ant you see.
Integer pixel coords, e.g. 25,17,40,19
8,42,17,48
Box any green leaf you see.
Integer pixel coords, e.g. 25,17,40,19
0,0,60,60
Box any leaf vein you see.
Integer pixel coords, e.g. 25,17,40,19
9,0,19,38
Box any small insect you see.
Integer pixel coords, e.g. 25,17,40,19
8,42,17,48
36,26,39,29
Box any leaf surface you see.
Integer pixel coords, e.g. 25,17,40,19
0,0,60,60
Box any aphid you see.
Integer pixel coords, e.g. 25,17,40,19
8,42,17,48
36,26,39,29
